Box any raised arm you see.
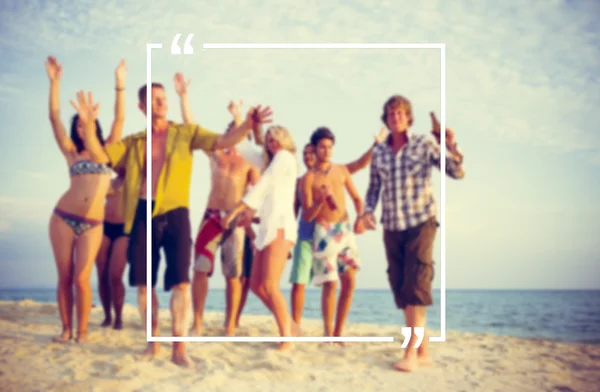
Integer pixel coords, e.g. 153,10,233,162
174,72,194,124
45,56,75,156
73,91,127,167
106,59,127,144
250,108,265,146
363,151,382,217
343,166,364,216
345,126,389,174
428,112,464,179
69,91,102,159
213,105,273,151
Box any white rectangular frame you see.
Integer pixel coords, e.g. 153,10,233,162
145,42,446,343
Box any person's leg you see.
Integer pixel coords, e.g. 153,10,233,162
95,232,112,327
235,235,253,328
312,223,342,337
289,240,313,326
73,224,104,343
128,200,162,358
191,210,222,335
391,219,437,372
333,224,361,341
163,208,194,368
221,227,245,336
108,234,129,329
48,214,76,343
333,269,356,340
136,285,160,358
249,229,295,350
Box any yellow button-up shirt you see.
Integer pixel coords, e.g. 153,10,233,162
105,122,219,234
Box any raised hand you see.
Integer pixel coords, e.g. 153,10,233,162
115,59,127,87
69,91,100,126
174,72,191,96
430,112,456,147
247,105,273,127
374,126,389,144
227,100,244,119
45,56,63,81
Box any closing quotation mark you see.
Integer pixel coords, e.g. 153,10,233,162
171,33,194,55
401,327,425,348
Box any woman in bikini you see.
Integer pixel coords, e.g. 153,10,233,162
95,169,128,330
222,125,299,350
46,56,127,343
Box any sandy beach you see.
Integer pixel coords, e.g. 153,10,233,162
0,300,598,392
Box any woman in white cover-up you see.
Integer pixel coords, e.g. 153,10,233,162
223,125,298,350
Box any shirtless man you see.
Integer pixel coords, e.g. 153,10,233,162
302,127,365,339
95,171,128,329
173,78,261,336
290,126,388,327
81,77,273,368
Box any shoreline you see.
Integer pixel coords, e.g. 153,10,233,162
0,300,599,391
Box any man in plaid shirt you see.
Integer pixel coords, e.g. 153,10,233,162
357,95,464,372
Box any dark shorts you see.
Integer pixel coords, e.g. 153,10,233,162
242,234,253,279
383,217,438,309
127,199,192,291
104,221,126,242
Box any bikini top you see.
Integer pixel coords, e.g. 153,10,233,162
69,160,113,177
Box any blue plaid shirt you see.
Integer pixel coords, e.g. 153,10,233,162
364,133,464,231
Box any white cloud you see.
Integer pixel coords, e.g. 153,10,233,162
0,0,598,164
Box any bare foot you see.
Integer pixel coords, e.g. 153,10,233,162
334,341,346,347
276,342,293,351
393,356,418,372
136,342,160,361
191,323,204,336
418,355,433,366
291,322,302,337
75,331,89,344
101,317,112,327
113,319,123,330
224,326,235,337
51,330,72,343
172,351,195,368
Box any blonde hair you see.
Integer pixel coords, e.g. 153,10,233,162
262,125,297,168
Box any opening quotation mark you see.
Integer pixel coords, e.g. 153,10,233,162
400,327,425,348
171,33,194,55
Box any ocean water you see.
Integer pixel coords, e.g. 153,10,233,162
1,288,599,344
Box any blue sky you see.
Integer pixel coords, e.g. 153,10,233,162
0,0,598,290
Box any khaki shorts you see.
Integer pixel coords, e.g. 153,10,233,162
383,217,438,309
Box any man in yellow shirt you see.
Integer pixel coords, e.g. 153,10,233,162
80,80,273,368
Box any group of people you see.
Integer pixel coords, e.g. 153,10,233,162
45,55,465,372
